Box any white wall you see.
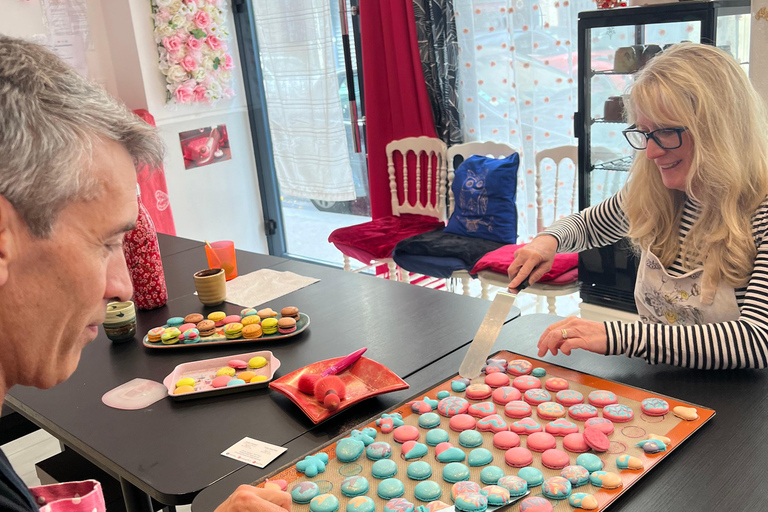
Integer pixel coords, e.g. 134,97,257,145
121,0,268,253
1,0,269,255
1,0,118,96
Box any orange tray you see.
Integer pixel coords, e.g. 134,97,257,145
269,356,409,424
258,350,714,512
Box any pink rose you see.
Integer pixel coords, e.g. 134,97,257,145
223,54,234,70
193,86,208,102
162,36,182,54
156,8,171,23
180,55,198,72
205,35,222,51
193,11,211,29
186,36,203,51
175,86,193,104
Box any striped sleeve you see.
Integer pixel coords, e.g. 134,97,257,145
605,200,768,369
540,190,630,252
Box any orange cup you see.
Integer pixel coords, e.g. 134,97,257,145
205,240,238,281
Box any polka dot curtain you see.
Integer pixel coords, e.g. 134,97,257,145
455,0,596,242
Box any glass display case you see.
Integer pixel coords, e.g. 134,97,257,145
574,0,750,313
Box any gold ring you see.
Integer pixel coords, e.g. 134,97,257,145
561,329,568,340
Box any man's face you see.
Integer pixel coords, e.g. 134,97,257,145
0,140,137,389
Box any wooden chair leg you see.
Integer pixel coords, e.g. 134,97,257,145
547,296,557,315
536,296,545,314
480,281,489,300
461,274,471,296
343,254,351,272
387,261,397,280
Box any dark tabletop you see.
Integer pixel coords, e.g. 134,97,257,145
192,313,767,512
157,233,204,257
6,236,520,507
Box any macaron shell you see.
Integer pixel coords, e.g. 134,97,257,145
583,426,611,452
540,448,570,470
504,446,533,468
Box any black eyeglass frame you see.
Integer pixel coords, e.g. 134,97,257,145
622,124,688,150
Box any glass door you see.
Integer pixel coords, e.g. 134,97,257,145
234,0,369,264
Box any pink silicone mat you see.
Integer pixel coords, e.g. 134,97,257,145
254,351,714,511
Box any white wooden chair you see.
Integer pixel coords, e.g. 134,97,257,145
445,141,518,295
477,145,579,313
330,136,448,280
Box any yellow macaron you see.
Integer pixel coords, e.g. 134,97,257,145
261,318,278,335
248,356,267,369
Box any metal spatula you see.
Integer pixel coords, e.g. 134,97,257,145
458,280,528,379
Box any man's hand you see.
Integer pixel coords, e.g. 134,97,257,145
215,485,292,512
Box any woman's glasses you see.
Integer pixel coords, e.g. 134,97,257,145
622,125,688,150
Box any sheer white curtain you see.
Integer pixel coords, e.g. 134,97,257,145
455,0,596,242
252,0,355,201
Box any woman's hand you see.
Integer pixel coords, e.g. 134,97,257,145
537,317,608,357
215,486,292,512
507,235,559,291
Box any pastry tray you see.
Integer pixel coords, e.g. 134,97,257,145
255,350,714,512
143,313,310,349
162,350,280,400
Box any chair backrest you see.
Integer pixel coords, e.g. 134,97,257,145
386,137,448,222
535,145,578,233
446,141,517,216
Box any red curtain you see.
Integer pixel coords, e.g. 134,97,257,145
132,110,177,235
360,0,438,220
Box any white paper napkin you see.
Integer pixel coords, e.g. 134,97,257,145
221,268,320,307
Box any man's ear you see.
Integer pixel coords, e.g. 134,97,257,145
0,195,20,287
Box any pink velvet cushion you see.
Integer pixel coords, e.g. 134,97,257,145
328,214,445,265
470,243,578,282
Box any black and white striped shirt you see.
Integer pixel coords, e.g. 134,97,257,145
542,190,768,369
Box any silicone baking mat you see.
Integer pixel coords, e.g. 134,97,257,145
255,351,714,511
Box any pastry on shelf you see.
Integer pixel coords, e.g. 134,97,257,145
640,44,662,66
603,96,625,122
613,46,641,73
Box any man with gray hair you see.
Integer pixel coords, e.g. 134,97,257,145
0,36,290,512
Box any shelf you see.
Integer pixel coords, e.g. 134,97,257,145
592,156,633,173
592,69,637,76
592,118,625,125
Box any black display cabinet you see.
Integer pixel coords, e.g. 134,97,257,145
574,0,751,313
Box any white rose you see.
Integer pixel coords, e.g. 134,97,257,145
166,65,188,84
168,0,182,14
217,70,232,84
191,68,206,81
171,14,186,28
155,24,176,38
201,55,215,70
214,14,225,26
155,0,173,7
203,4,216,14
206,81,222,98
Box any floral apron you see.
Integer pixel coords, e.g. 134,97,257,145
634,249,740,325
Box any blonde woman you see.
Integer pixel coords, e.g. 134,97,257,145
507,43,768,369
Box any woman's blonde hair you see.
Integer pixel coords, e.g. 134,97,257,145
624,43,768,288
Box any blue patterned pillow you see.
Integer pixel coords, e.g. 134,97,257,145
443,153,519,244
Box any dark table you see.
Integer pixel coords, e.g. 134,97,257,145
193,313,767,511
5,235,520,512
